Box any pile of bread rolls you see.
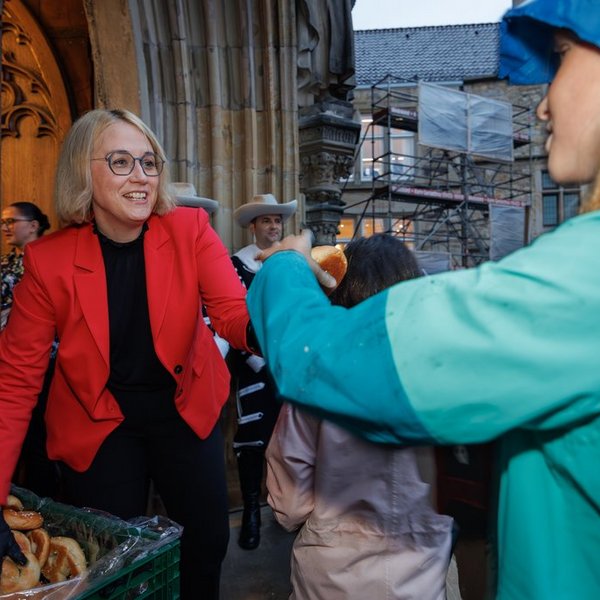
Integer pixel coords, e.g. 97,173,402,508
1,494,87,594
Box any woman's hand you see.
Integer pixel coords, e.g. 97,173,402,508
257,230,337,291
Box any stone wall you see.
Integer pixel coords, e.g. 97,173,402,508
82,0,305,251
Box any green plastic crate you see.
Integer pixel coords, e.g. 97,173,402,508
78,538,180,599
9,486,181,600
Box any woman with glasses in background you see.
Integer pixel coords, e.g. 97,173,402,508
1,202,59,500
0,109,254,599
0,202,51,330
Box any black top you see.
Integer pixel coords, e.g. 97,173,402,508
95,224,176,419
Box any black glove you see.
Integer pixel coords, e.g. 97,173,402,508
0,508,27,566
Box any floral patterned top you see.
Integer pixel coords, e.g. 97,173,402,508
1,248,57,357
1,248,24,311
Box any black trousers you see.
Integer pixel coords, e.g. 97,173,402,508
60,408,229,600
16,354,60,498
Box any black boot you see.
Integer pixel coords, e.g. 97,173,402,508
237,450,264,550
239,490,261,550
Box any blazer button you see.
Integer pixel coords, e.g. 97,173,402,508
174,364,183,375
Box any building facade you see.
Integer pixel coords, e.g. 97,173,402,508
342,23,584,268
1,0,358,251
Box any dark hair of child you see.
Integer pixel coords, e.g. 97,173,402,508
329,233,422,309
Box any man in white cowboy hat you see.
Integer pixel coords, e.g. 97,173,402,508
229,193,297,550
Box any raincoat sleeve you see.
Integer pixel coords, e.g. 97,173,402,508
247,213,600,445
265,404,320,531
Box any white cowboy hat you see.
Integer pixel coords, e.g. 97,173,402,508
171,182,219,214
233,193,297,227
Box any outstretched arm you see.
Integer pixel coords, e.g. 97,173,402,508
248,214,600,445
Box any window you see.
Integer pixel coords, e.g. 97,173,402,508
542,193,559,227
563,192,580,220
362,217,386,236
360,118,415,183
541,170,580,228
336,216,414,246
336,218,356,243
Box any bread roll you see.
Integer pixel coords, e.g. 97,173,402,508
11,530,31,554
0,551,40,594
42,536,87,583
27,528,51,567
4,495,24,511
310,245,348,287
2,508,44,531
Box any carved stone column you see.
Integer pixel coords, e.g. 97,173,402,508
299,99,360,245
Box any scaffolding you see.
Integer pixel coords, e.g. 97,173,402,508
346,75,534,270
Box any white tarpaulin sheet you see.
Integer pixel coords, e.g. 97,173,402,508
418,82,514,162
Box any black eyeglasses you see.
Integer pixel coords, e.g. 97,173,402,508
91,151,164,176
0,218,34,228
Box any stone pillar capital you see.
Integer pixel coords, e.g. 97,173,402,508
298,99,360,245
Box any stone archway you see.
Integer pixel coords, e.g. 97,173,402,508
1,0,72,246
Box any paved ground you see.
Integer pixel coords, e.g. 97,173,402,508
221,505,295,600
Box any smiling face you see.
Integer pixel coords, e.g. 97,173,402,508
536,31,600,185
90,121,159,242
249,214,283,249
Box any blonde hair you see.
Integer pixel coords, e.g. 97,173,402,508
54,109,177,225
579,172,600,214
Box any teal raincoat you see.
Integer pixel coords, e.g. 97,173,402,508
247,212,600,599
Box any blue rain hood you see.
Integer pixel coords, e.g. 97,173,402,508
499,0,600,84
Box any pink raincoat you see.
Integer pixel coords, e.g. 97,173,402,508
266,403,454,600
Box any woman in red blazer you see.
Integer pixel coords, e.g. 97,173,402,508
0,109,253,599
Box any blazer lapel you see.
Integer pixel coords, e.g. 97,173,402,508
144,215,174,340
73,225,110,367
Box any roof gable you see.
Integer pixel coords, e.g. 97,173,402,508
354,23,500,86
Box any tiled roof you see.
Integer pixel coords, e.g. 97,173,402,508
354,23,500,86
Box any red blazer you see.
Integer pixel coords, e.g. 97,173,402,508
0,207,250,500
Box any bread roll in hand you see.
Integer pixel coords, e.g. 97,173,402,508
310,245,348,290
255,231,346,291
